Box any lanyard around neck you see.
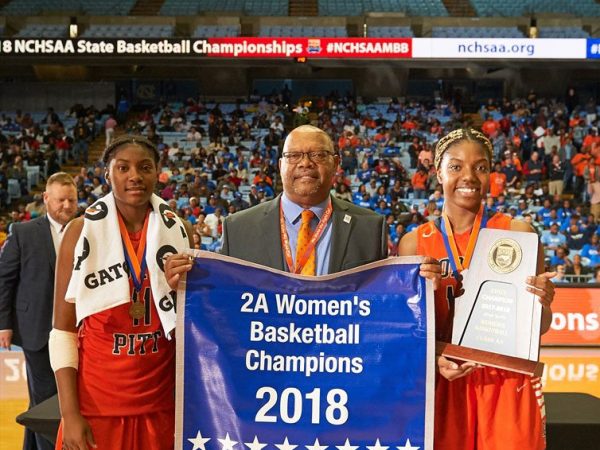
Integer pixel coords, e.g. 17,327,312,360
439,204,487,282
279,201,333,274
117,209,150,292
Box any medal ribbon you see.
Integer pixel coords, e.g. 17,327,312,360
117,209,150,292
440,204,488,282
280,200,333,274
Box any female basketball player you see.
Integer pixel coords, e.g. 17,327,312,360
399,128,555,449
50,135,191,450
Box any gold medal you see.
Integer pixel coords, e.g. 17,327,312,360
129,301,146,320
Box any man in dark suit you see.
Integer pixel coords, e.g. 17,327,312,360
221,125,387,273
0,172,77,450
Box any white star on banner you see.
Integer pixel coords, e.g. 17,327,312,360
336,438,358,450
366,439,389,450
396,439,419,450
245,436,268,450
218,433,238,450
275,437,298,450
188,430,211,450
306,438,328,450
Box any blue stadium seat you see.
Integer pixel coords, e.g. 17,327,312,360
432,26,523,38
15,24,67,37
538,27,589,38
82,24,174,38
319,0,447,16
193,25,241,38
471,0,600,17
2,0,137,16
368,26,414,37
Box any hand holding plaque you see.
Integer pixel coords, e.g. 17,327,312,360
438,228,544,377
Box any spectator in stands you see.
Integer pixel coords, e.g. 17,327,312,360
550,246,571,268
88,176,103,198
523,212,544,235
537,198,553,223
572,146,592,200
168,142,184,160
551,264,568,283
566,254,591,279
489,162,506,198
252,169,273,188
417,145,434,168
589,162,600,221
581,234,600,266
105,114,117,148
9,155,29,196
230,191,249,211
523,151,543,184
501,152,519,190
481,114,500,137
548,154,565,196
542,128,560,162
270,116,285,137
0,219,7,247
205,206,224,238
25,194,46,219
72,117,91,166
389,179,405,201
566,222,587,250
542,222,567,251
590,265,600,283
247,186,261,207
411,166,428,200
582,126,599,151
334,183,353,203
42,107,59,125
194,213,213,238
116,95,129,124
557,199,575,223
160,180,177,201
407,137,420,169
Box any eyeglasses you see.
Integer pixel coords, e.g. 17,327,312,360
281,151,335,164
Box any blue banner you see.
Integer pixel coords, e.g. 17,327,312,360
587,39,600,59
176,253,434,450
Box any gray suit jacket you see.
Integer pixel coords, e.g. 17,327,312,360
221,195,387,273
0,216,56,351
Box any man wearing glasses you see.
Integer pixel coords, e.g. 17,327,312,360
221,125,387,275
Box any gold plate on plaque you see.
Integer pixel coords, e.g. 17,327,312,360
488,238,522,274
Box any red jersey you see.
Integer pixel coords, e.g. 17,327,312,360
416,212,512,342
77,229,175,416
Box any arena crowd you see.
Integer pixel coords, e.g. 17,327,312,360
1,89,599,283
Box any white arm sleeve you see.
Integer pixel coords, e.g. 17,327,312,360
48,328,79,372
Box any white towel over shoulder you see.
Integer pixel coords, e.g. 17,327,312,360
65,192,189,336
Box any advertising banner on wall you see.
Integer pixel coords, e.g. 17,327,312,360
541,287,600,347
0,37,592,60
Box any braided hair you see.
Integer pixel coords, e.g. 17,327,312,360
102,134,160,165
434,128,493,170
